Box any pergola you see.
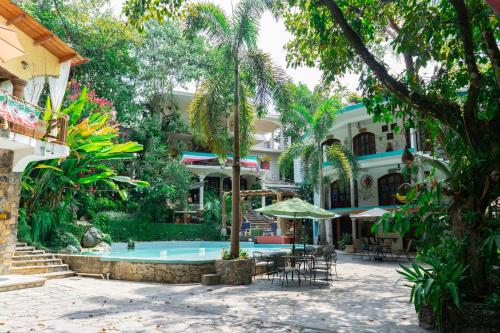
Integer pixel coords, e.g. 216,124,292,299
221,189,297,230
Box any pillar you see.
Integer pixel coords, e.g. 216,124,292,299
199,175,205,209
349,177,356,208
219,176,224,197
410,127,416,149
276,192,286,235
221,192,227,236
351,218,357,242
279,127,285,150
347,122,353,152
0,149,21,275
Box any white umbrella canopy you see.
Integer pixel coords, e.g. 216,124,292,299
350,207,390,218
0,24,25,63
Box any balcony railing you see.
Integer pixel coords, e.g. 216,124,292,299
0,90,68,145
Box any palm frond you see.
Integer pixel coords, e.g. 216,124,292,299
301,143,321,188
238,85,255,156
189,79,231,156
232,0,272,51
184,2,231,47
241,49,291,116
278,142,306,176
312,98,341,142
326,143,358,182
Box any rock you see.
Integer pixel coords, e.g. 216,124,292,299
61,245,79,254
201,274,221,285
215,259,253,285
82,227,104,248
93,242,112,253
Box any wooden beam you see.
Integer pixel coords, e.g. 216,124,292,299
6,14,25,26
33,34,54,46
59,53,76,63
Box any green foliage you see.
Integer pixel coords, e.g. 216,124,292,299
338,233,352,247
93,211,221,242
250,228,263,237
19,0,142,122
16,208,32,244
123,0,184,29
221,248,248,260
49,230,82,251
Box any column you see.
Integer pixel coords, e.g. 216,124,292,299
199,175,205,210
410,128,416,149
279,127,285,150
270,131,275,151
0,149,21,275
349,178,356,208
219,176,224,196
347,122,353,152
221,193,227,236
351,218,357,242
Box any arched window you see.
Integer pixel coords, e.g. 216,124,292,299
378,173,403,206
331,180,358,208
353,132,376,156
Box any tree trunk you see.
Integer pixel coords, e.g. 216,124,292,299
318,144,327,245
448,194,488,298
230,61,241,259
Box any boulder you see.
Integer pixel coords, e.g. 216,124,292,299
93,242,112,253
201,274,221,285
61,245,79,254
82,227,104,248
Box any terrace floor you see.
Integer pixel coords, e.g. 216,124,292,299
0,254,427,332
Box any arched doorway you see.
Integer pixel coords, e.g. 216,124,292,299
378,173,404,205
353,132,376,156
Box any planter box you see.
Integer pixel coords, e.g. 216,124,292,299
215,258,253,285
345,245,354,253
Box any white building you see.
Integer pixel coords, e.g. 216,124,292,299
296,102,440,249
165,91,297,212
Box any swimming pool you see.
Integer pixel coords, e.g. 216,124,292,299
82,241,293,263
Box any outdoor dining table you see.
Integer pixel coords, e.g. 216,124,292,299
280,255,313,285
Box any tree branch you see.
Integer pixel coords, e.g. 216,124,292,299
480,20,500,91
316,0,463,131
450,0,481,115
388,18,418,86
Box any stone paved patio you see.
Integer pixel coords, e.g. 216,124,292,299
0,254,428,332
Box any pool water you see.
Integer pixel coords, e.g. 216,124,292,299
82,241,293,263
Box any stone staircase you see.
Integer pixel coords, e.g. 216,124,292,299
11,242,75,279
243,210,275,234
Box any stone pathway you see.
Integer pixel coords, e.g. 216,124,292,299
0,255,428,332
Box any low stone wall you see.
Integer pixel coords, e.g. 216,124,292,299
58,255,216,284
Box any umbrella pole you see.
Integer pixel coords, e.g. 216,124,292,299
292,213,296,255
303,219,306,253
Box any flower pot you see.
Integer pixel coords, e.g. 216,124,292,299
215,258,253,285
345,244,354,253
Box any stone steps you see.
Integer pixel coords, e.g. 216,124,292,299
35,271,76,280
12,258,63,267
0,275,46,293
10,243,74,279
12,254,56,261
13,249,45,256
11,264,69,275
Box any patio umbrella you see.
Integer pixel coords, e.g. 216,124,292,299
256,198,338,253
350,207,390,219
0,24,25,63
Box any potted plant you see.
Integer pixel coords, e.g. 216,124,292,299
338,233,353,252
215,249,253,285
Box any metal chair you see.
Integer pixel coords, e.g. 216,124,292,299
394,240,414,261
252,251,276,280
310,251,334,284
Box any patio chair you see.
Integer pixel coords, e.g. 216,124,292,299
252,251,276,280
381,239,394,260
310,251,335,284
393,240,414,261
352,239,363,260
271,256,304,286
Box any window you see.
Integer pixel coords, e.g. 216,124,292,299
378,173,403,206
382,125,388,132
391,123,397,130
353,132,376,156
331,180,358,208
386,133,394,140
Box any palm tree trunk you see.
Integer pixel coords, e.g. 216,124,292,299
230,60,241,259
318,144,327,245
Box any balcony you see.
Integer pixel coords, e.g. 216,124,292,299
0,90,68,145
0,90,69,172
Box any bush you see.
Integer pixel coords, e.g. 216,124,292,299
250,228,263,237
93,211,221,242
49,230,82,251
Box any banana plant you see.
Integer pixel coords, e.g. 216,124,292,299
21,88,148,218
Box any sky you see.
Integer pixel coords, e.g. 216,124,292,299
110,0,406,93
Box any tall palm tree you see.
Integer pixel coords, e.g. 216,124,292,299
185,1,290,258
279,98,357,244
